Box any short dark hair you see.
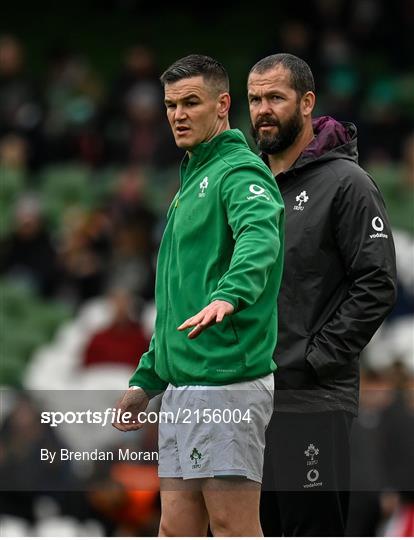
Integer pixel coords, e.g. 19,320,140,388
249,53,315,97
160,54,229,94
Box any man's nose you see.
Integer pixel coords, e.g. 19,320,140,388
175,105,187,121
257,99,273,115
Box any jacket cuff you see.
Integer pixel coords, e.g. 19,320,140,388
129,373,167,399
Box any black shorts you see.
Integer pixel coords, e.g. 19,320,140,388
261,410,353,536
263,410,353,492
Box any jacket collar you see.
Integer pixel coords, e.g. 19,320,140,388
182,129,248,171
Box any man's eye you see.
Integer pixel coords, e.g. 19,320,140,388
271,95,283,101
187,101,198,106
166,104,176,109
249,97,260,104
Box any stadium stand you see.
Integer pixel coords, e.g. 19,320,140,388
0,1,413,534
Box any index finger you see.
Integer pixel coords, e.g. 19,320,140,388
177,311,204,330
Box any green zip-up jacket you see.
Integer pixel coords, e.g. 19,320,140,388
129,129,284,393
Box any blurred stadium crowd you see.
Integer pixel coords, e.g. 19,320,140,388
0,0,413,536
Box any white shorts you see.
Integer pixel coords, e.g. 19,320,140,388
158,373,274,483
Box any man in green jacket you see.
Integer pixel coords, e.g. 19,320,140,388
113,54,284,536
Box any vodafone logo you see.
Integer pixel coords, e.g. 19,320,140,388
250,184,265,196
247,184,270,201
372,216,384,232
307,469,320,482
370,216,388,239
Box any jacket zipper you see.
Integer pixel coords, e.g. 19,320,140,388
164,163,186,384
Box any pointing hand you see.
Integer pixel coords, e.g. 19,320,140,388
177,300,234,339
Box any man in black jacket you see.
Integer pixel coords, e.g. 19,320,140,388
247,53,397,536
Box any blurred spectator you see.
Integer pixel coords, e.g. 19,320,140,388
43,48,104,165
0,35,44,169
314,0,346,25
103,45,181,167
279,21,313,62
0,133,28,170
109,45,161,112
86,464,160,536
379,362,414,496
378,362,414,537
368,133,414,236
349,0,383,48
58,207,111,303
380,491,414,537
86,416,160,536
346,369,393,536
103,45,161,164
108,165,156,229
347,365,414,536
0,393,73,520
316,30,360,121
107,80,181,167
0,194,59,297
88,423,160,535
107,223,155,300
319,30,352,69
404,133,414,187
105,166,157,298
82,287,150,368
125,82,164,164
359,77,410,161
320,65,359,120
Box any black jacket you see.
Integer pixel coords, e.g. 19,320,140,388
269,117,397,415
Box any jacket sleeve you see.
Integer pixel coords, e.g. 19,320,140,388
129,334,168,397
306,165,398,377
209,163,284,310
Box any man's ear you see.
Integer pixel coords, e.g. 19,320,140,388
217,92,231,118
301,91,315,117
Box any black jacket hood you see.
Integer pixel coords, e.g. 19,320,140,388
262,116,358,172
293,116,358,169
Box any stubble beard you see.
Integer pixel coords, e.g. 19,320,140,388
251,105,304,155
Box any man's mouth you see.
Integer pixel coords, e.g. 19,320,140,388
257,123,278,130
175,126,190,135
